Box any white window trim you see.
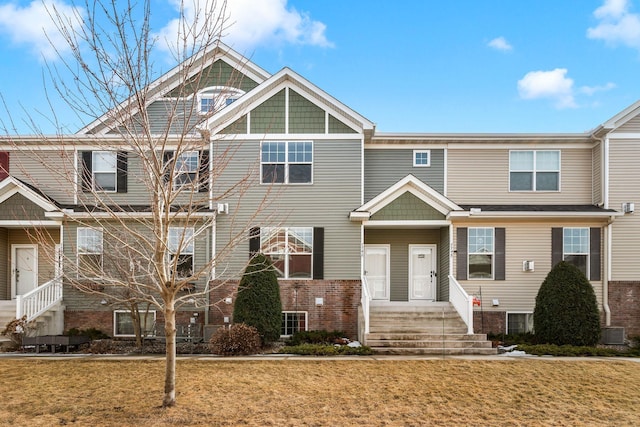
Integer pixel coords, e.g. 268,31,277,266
468,227,495,280
167,227,195,278
113,310,157,337
197,86,245,115
563,227,590,279
260,141,314,185
173,151,199,190
261,226,313,279
509,150,561,192
506,312,534,335
413,149,431,167
77,227,103,277
281,311,308,337
92,151,117,193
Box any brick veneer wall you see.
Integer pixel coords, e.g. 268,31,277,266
209,279,362,339
609,281,640,337
473,311,505,335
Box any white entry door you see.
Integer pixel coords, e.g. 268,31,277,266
409,245,436,301
364,245,390,300
12,245,38,298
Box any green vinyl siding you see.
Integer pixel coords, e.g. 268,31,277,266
250,89,286,134
0,194,48,221
220,115,248,134
364,149,445,202
370,192,445,221
328,114,356,134
289,90,325,134
167,60,258,97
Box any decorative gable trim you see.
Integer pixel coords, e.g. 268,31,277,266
0,176,58,213
600,99,640,132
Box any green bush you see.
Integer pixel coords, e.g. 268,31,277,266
534,261,601,346
279,343,374,356
286,330,347,346
209,324,262,356
233,254,282,344
517,344,631,357
66,327,109,340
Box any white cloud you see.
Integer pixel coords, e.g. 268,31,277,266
0,0,83,61
579,82,617,96
517,69,577,109
587,0,640,50
156,0,332,55
487,36,512,52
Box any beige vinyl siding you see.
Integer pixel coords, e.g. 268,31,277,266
608,138,640,280
0,228,7,299
447,148,593,204
616,115,640,133
364,228,448,301
11,150,76,204
453,221,604,312
592,143,602,205
9,228,59,286
213,138,362,280
364,149,445,202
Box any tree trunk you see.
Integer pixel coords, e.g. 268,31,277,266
162,301,177,407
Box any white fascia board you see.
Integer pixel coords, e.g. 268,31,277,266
215,133,364,141
605,132,640,139
0,220,61,227
0,178,58,212
362,220,451,229
349,211,371,221
602,100,640,130
372,132,591,142
448,211,622,219
63,211,214,219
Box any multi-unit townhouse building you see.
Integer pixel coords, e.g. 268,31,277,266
1,43,639,352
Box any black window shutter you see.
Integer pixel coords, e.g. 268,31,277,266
249,227,260,257
551,228,563,267
163,151,174,184
456,227,468,280
495,228,505,281
313,227,324,280
590,227,601,281
199,150,210,193
116,151,127,193
81,151,92,193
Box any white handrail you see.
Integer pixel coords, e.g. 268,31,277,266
448,274,473,335
16,276,63,322
361,276,371,335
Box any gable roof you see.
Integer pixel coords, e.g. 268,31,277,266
593,99,640,135
200,66,375,135
0,176,60,213
78,41,271,135
350,174,461,222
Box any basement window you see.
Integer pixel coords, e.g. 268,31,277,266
281,311,307,337
507,312,534,335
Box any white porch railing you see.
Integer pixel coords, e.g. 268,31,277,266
448,274,473,335
16,276,63,322
361,276,372,335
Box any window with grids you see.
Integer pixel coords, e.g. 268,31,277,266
114,310,156,337
281,311,307,336
510,150,559,191
413,150,431,167
77,228,103,275
198,86,244,114
168,227,194,278
174,151,199,189
261,142,312,184
92,151,117,191
563,227,589,277
468,227,494,279
261,227,312,278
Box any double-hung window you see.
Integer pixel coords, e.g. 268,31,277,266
510,150,560,191
261,227,313,278
168,227,194,278
77,227,103,275
563,227,589,276
261,142,313,184
92,151,117,192
174,151,199,189
468,227,494,279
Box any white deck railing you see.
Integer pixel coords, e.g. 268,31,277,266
16,276,63,322
448,274,473,335
361,276,371,335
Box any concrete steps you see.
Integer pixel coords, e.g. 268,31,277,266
366,303,496,355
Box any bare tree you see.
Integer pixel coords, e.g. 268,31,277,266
1,0,278,407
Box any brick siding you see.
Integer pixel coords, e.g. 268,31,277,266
473,310,506,335
609,281,640,338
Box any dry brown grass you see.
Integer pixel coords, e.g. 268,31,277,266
0,358,638,426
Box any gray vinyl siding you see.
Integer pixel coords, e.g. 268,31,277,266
0,194,48,220
608,138,640,280
109,99,203,136
592,143,602,205
364,229,445,302
213,138,362,280
616,115,640,133
452,221,604,312
364,149,445,202
439,227,450,301
0,228,7,299
10,150,76,204
447,148,593,204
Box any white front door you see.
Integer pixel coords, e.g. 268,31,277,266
364,245,390,300
12,245,38,298
409,245,436,301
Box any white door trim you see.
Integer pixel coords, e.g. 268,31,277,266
11,244,38,299
364,244,390,301
408,244,437,301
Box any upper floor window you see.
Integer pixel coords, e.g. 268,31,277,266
510,150,560,191
174,151,199,189
261,227,313,278
77,227,103,276
261,142,313,184
468,227,494,279
563,227,589,277
92,151,117,192
168,227,194,278
413,150,431,167
197,86,245,115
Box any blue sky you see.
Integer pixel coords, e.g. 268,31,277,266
1,0,640,134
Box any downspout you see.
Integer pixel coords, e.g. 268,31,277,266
205,212,216,327
603,136,611,325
